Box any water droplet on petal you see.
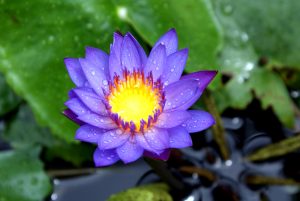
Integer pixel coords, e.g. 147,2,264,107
102,80,108,86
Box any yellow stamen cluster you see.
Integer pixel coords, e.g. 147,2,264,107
107,71,162,130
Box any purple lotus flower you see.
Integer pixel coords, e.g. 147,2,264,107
64,29,216,166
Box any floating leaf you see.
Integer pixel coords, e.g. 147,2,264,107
3,104,55,149
0,0,128,142
0,73,21,116
107,183,172,201
0,148,51,201
212,0,295,127
117,0,222,72
230,0,300,67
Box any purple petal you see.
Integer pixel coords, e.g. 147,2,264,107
77,113,117,129
182,110,215,133
168,126,192,148
64,58,86,87
79,55,109,97
181,70,217,91
117,139,144,163
155,110,191,128
128,33,147,67
121,33,141,71
164,79,200,111
85,47,109,72
65,98,90,116
93,148,119,167
98,129,129,150
144,149,171,161
144,127,170,151
153,28,178,56
161,49,188,86
109,32,123,78
75,124,106,144
144,44,167,81
73,88,107,116
62,109,84,125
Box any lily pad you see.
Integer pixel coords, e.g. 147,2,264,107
116,0,222,72
107,183,172,201
0,148,51,201
0,0,128,142
0,73,21,116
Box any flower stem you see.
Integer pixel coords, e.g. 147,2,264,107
144,157,185,191
203,90,230,160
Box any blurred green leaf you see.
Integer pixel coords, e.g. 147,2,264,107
3,103,93,166
107,183,172,201
0,0,128,142
3,104,55,149
116,0,222,72
0,148,51,201
230,0,300,67
0,73,21,116
45,143,94,167
212,0,295,127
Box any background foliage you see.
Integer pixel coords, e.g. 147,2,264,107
0,0,299,200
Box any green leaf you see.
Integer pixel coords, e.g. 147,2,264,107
0,148,51,201
107,183,172,201
0,0,128,142
45,143,94,167
212,0,295,127
115,0,222,72
230,0,300,67
0,73,21,116
249,69,294,128
3,104,55,149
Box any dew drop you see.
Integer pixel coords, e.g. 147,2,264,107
91,71,96,76
102,80,108,86
170,68,175,72
221,3,233,15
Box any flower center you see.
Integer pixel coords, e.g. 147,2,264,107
106,70,164,132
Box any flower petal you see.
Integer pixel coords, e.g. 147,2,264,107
117,139,144,164
73,88,107,116
168,126,192,148
155,110,191,128
98,129,129,150
85,47,109,72
77,113,117,129
109,32,123,78
144,44,167,81
121,33,141,71
65,98,90,116
62,109,84,125
79,56,109,97
153,28,178,55
161,49,188,86
93,148,119,167
144,127,170,151
75,124,105,144
144,149,171,161
181,70,217,91
128,33,147,67
64,58,86,87
182,110,215,133
164,79,200,111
